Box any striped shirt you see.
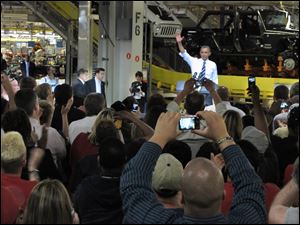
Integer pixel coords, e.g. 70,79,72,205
120,142,266,224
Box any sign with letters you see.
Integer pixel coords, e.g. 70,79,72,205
131,1,144,77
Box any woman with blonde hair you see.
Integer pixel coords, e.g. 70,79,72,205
22,179,79,224
88,108,116,144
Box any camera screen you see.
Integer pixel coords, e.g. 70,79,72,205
132,104,139,111
179,117,196,130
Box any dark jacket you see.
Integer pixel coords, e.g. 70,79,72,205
74,175,123,224
84,78,106,98
51,105,85,133
20,61,36,78
73,79,86,99
120,142,266,224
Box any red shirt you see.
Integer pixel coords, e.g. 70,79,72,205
222,181,280,214
1,173,37,224
70,133,98,170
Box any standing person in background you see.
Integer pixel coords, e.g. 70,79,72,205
40,66,59,92
176,32,218,106
129,71,147,112
72,68,89,107
84,68,106,101
20,55,36,78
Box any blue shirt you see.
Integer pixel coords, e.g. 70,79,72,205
40,75,59,92
120,142,266,224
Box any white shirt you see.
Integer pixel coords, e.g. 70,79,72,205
206,101,246,118
30,117,43,140
95,78,102,94
25,61,29,77
179,50,218,85
46,127,67,168
40,75,59,92
78,78,85,85
69,115,97,144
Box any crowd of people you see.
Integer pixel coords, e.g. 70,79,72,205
1,58,299,224
0,0,298,210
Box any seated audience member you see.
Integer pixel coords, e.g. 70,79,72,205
241,125,269,155
1,132,38,224
167,79,209,156
152,153,184,209
271,104,299,186
14,89,44,141
162,140,192,168
221,139,280,215
146,93,167,112
144,105,167,129
51,84,85,132
69,93,105,144
35,83,54,106
2,109,61,181
39,100,66,169
19,76,37,90
74,138,126,224
125,138,146,162
273,85,289,102
23,179,79,224
120,111,266,223
69,110,120,192
204,86,245,118
196,141,220,160
269,158,299,224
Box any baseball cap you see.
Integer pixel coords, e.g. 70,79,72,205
152,153,183,197
241,126,269,154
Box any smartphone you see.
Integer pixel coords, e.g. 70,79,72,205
132,103,139,112
280,102,289,109
179,116,200,130
248,76,256,88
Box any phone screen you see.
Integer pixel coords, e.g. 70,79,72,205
179,116,200,130
248,76,256,88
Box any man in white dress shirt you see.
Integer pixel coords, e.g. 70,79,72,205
176,32,218,106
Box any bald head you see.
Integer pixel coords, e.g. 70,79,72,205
182,158,224,215
217,86,229,101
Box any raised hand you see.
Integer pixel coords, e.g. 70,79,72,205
175,32,184,43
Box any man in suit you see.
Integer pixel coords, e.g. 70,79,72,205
72,68,89,106
84,68,106,100
20,55,36,78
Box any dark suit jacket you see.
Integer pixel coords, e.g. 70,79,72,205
84,78,106,98
73,79,86,99
20,61,36,78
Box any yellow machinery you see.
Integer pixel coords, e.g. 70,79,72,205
148,63,298,105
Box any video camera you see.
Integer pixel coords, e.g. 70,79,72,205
131,81,142,93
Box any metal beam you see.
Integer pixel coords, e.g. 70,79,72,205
21,1,68,40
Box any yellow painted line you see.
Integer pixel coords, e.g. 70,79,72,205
147,63,298,100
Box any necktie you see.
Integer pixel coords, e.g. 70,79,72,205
199,60,206,81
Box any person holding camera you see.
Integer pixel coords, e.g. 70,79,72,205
176,32,218,106
120,111,265,223
129,71,147,112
